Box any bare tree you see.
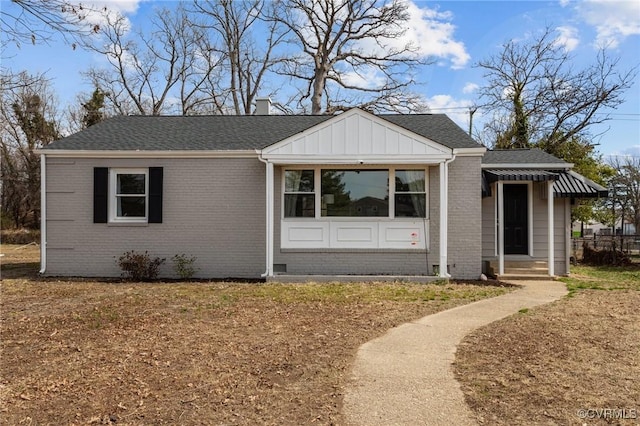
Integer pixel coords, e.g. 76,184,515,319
192,0,288,115
1,0,103,48
1,1,106,94
477,26,637,152
1,72,61,228
608,156,640,235
83,5,220,116
268,0,428,114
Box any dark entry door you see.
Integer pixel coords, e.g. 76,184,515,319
503,184,528,255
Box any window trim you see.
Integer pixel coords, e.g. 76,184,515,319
394,169,428,218
283,169,316,218
109,168,149,223
281,166,429,220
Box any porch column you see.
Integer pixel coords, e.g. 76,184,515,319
497,181,504,276
266,161,275,277
40,153,47,274
548,180,555,276
565,198,571,274
439,161,449,278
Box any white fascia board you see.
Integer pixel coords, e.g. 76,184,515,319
452,147,487,156
261,154,453,165
35,149,258,159
481,163,573,170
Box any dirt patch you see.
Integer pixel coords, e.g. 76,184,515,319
455,290,640,425
0,245,510,425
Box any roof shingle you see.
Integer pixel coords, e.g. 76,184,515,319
482,148,568,166
43,112,481,151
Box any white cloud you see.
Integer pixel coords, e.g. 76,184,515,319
462,82,479,94
340,67,387,89
71,0,142,35
296,0,470,76
358,1,470,70
401,1,470,69
575,0,640,48
618,145,640,157
84,0,141,15
424,94,474,129
555,25,580,51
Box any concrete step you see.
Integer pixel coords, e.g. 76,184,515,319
502,261,548,269
504,267,548,275
486,259,550,280
497,274,554,281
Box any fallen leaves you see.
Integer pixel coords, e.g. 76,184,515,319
455,290,640,426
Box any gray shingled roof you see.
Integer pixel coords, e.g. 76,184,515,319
380,114,480,149
43,113,481,151
482,148,568,165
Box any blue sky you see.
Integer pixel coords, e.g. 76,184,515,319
2,0,639,158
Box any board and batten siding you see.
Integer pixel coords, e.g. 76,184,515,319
44,157,266,278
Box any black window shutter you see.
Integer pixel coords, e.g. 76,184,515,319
148,167,163,223
93,167,108,223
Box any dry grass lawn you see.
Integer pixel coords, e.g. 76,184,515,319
455,265,640,425
1,244,510,425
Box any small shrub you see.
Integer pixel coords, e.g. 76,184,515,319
117,250,166,281
172,253,198,279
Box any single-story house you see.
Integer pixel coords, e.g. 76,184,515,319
36,101,606,280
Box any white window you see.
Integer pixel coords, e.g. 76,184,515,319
110,169,148,222
284,170,315,217
281,167,429,249
283,167,427,219
395,170,426,218
321,169,389,217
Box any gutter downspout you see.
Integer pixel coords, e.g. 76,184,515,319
39,153,46,274
438,153,456,278
257,153,274,278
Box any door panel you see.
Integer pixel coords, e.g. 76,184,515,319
503,184,528,255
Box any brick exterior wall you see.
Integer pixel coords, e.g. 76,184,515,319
44,157,266,278
44,155,484,280
446,156,483,279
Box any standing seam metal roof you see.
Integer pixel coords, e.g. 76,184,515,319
481,169,608,198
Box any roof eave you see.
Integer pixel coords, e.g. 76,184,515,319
481,162,573,170
453,147,486,156
36,149,258,158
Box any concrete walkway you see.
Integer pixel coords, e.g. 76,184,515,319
342,280,568,426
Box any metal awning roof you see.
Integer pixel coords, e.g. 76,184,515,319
554,170,608,198
484,169,559,183
482,169,608,198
